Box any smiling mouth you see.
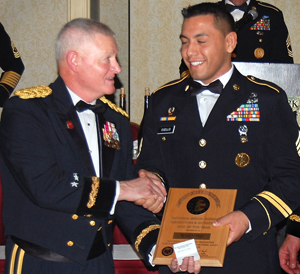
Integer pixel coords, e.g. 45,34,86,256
190,61,204,66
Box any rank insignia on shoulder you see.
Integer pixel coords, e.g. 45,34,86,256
15,85,52,99
157,125,176,135
227,94,260,122
102,121,121,150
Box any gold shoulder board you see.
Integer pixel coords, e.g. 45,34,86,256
14,85,53,99
99,96,129,119
153,74,190,94
246,76,280,93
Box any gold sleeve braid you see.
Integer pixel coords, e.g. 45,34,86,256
87,177,100,209
290,214,300,222
100,96,129,119
135,224,160,251
257,191,292,218
252,197,271,235
0,71,21,89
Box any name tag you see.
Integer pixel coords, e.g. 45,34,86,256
157,125,176,135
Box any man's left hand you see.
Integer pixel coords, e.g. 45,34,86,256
213,210,249,246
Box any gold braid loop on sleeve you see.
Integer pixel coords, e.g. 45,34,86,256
135,224,160,252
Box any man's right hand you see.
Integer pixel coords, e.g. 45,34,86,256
119,171,167,214
279,234,300,274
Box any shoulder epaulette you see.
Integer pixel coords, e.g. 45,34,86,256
14,85,52,99
153,74,190,94
246,76,280,93
100,96,129,119
257,1,280,12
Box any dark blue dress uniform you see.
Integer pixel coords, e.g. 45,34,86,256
219,0,293,63
135,67,300,274
179,1,293,77
0,22,24,106
0,76,160,274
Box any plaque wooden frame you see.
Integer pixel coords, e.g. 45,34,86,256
153,188,237,267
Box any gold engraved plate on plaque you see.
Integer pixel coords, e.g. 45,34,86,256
153,188,237,267
254,48,265,59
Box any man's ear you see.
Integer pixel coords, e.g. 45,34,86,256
225,31,238,53
66,51,80,72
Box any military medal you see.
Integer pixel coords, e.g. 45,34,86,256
254,48,265,59
227,93,260,122
102,121,121,150
168,107,175,116
66,121,74,129
235,153,250,167
160,107,176,121
238,125,248,143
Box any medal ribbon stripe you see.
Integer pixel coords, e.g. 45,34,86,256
257,191,292,218
227,103,260,121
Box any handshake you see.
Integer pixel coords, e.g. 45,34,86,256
118,169,167,214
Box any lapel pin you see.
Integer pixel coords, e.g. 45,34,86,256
66,121,74,129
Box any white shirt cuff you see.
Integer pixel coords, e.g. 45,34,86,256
110,180,120,215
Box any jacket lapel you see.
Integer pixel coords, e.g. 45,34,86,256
204,68,249,132
48,77,96,176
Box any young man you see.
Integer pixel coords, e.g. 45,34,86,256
0,19,166,274
179,0,293,77
136,3,300,274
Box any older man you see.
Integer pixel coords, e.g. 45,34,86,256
0,18,166,274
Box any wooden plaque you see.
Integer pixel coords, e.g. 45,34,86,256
153,188,237,267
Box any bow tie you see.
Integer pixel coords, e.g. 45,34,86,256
225,2,248,13
75,100,107,114
190,79,223,96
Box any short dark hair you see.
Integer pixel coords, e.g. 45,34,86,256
181,2,235,36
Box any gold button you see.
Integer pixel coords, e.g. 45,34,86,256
98,226,102,231
162,137,166,141
199,161,207,169
108,243,111,247
67,241,74,247
259,39,262,42
72,214,78,220
90,220,96,226
199,183,206,189
199,139,206,147
108,220,113,224
185,85,190,91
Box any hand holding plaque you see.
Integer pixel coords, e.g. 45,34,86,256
153,188,237,267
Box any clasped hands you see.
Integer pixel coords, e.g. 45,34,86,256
118,169,167,213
